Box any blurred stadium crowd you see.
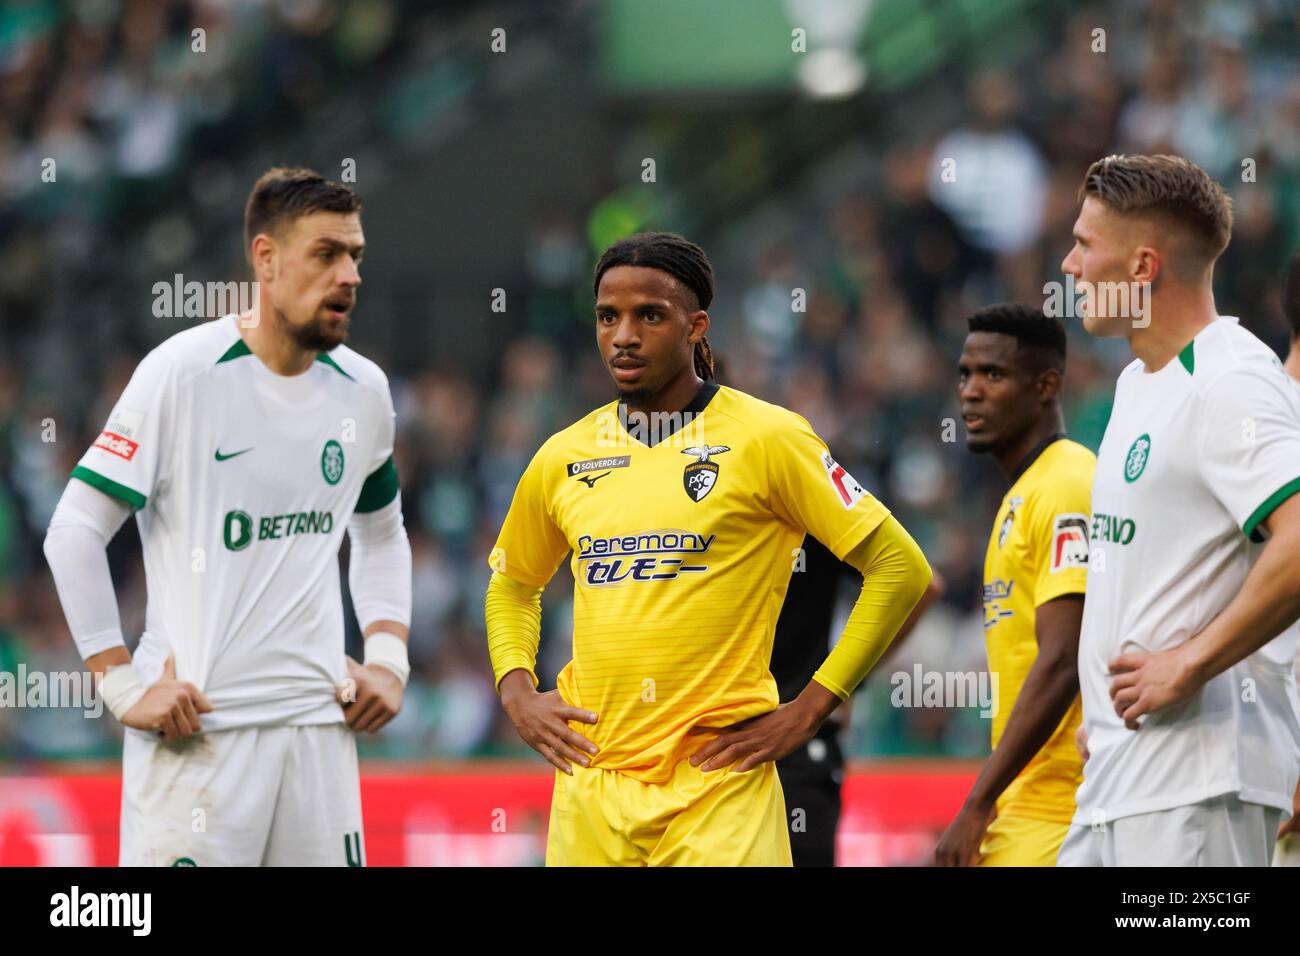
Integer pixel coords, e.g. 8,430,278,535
1,0,1297,761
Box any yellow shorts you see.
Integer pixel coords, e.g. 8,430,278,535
546,758,792,867
978,813,1070,867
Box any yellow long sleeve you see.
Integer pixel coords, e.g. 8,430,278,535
811,514,931,700
484,571,545,692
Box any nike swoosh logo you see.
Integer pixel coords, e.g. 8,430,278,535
577,471,611,488
215,447,254,461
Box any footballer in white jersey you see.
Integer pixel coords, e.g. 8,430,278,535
43,168,414,866
1275,251,1300,867
1058,155,1300,866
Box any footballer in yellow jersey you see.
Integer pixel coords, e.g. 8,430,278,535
485,233,932,866
936,304,1091,867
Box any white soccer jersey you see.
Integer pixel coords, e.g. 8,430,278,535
1075,316,1300,825
71,314,399,732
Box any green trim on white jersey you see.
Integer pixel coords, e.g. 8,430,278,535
70,465,147,511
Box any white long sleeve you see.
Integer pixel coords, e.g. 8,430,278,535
346,495,412,630
43,478,134,659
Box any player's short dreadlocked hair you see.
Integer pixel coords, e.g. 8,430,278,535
593,232,717,381
244,167,362,262
1284,251,1300,341
967,303,1067,374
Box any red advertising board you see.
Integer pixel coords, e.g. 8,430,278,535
0,762,976,866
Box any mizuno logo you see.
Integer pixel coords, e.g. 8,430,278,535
215,447,253,462
577,471,610,488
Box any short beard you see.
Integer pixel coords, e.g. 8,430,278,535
616,384,650,405
276,307,349,352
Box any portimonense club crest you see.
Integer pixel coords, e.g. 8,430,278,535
322,439,345,485
998,496,1023,548
682,445,730,502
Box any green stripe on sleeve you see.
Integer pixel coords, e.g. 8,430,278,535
1243,476,1300,542
70,465,147,511
354,456,399,513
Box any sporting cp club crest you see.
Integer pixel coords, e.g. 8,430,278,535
1124,433,1150,483
321,439,345,485
681,445,730,502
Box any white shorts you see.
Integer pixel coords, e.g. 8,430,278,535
120,723,364,867
1058,794,1283,867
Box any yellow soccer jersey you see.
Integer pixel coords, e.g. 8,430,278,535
490,383,889,784
982,437,1094,824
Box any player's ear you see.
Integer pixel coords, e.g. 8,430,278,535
1037,366,1062,403
687,309,709,344
1131,243,1160,286
250,233,277,282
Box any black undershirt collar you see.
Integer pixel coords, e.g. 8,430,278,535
1007,430,1065,486
617,379,720,448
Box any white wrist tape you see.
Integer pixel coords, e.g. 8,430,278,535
98,663,148,721
363,632,410,686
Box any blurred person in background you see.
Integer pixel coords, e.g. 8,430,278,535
928,68,1049,302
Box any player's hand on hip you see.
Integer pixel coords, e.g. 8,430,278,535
338,655,403,733
1107,644,1196,730
1075,724,1090,763
687,701,817,773
1278,785,1300,840
498,671,598,775
121,655,214,742
933,802,995,867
